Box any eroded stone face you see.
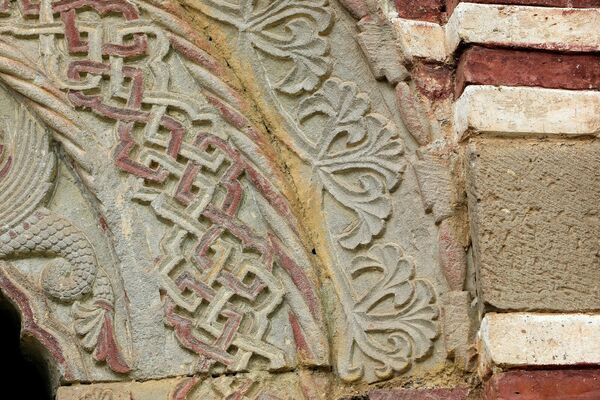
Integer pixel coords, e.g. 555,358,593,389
467,138,600,311
56,371,332,400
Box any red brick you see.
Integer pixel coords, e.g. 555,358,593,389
456,46,600,97
412,61,454,101
484,370,600,400
369,388,469,400
395,0,446,23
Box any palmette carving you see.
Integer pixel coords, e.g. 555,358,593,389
73,270,131,374
298,78,405,249
295,78,438,381
0,105,130,374
340,244,438,381
197,0,332,94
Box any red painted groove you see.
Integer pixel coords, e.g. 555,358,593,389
484,369,600,400
455,46,600,97
0,268,73,380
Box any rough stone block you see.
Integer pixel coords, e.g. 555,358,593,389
467,139,600,311
413,151,454,221
484,369,600,400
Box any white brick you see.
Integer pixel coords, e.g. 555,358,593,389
454,86,600,141
479,313,600,375
450,4,600,53
392,19,447,62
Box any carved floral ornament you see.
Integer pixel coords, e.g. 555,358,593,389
0,0,439,388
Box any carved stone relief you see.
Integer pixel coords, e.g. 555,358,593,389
183,0,446,383
0,0,457,396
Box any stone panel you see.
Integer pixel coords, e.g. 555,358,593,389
467,138,600,311
56,371,331,400
0,0,449,391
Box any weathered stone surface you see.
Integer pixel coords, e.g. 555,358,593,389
456,46,600,97
467,139,600,311
455,86,600,140
340,0,369,19
413,150,458,223
395,83,434,146
479,313,600,372
484,369,600,400
448,4,600,53
182,0,446,385
357,14,409,84
438,220,468,291
0,0,330,383
394,19,448,62
369,387,470,399
56,371,331,400
3,0,596,395
442,291,476,369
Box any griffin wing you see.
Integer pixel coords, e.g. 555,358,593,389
0,105,55,231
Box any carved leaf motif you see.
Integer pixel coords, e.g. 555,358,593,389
199,0,332,93
298,78,404,249
340,243,438,381
73,272,131,374
74,302,106,351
